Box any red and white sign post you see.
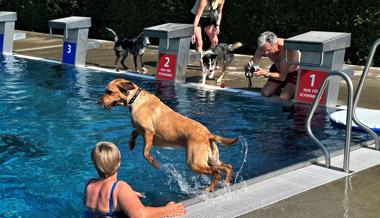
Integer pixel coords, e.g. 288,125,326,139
284,31,353,108
156,53,177,81
295,69,328,105
144,23,193,84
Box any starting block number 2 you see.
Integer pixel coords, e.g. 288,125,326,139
156,53,176,80
62,42,77,65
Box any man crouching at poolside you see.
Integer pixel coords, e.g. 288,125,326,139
247,31,300,101
84,141,186,218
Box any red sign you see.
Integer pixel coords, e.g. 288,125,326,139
296,69,328,105
156,53,176,80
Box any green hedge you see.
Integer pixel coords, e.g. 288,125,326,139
1,0,379,66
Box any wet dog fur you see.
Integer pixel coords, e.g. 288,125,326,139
99,79,239,192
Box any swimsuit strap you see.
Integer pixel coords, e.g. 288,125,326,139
108,181,118,213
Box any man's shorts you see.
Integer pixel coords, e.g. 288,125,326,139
268,64,298,86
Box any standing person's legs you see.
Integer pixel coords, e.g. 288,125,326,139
194,25,203,53
203,25,218,48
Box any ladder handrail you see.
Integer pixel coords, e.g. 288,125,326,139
306,71,354,172
352,37,380,150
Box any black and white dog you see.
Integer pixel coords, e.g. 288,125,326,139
201,42,242,85
105,28,150,72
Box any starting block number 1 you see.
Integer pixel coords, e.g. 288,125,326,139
296,69,328,105
62,41,77,65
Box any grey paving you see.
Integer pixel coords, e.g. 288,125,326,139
184,148,380,218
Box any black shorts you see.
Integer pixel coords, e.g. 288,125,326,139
191,14,216,28
268,64,298,85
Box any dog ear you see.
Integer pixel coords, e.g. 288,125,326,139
211,54,218,59
202,55,208,64
117,81,135,95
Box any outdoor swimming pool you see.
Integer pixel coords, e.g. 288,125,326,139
0,56,370,217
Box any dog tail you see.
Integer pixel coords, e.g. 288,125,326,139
105,27,118,42
228,42,243,51
211,134,239,146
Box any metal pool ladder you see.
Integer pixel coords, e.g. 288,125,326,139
306,37,380,173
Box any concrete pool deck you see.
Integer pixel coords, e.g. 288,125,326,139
10,30,380,217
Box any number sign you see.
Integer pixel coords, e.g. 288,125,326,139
62,42,76,65
156,53,176,80
296,69,328,105
0,34,4,54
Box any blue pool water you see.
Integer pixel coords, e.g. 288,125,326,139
0,56,370,217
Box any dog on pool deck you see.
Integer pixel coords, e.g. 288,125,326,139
105,28,150,73
201,42,242,85
99,78,239,192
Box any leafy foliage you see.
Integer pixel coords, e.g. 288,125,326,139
0,0,379,65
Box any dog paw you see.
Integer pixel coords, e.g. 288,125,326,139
152,160,160,169
141,67,148,72
203,187,214,193
128,141,136,150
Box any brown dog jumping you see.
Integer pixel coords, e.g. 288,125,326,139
99,79,239,192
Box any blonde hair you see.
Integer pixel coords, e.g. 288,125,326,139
92,141,121,179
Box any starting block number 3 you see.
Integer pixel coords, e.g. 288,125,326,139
62,42,77,65
0,34,4,54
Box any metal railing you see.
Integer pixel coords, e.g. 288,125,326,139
306,71,353,172
352,37,380,150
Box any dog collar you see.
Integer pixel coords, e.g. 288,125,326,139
127,88,142,106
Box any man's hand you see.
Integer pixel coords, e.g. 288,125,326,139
254,69,268,77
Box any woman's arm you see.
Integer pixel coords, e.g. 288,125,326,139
193,0,208,27
117,182,185,218
192,0,208,43
216,0,224,26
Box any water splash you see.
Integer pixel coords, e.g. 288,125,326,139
155,149,208,195
161,163,192,194
234,136,248,184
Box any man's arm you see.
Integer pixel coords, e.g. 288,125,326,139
276,49,300,80
250,48,263,64
256,49,299,81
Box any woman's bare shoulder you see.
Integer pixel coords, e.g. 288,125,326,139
117,180,134,192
